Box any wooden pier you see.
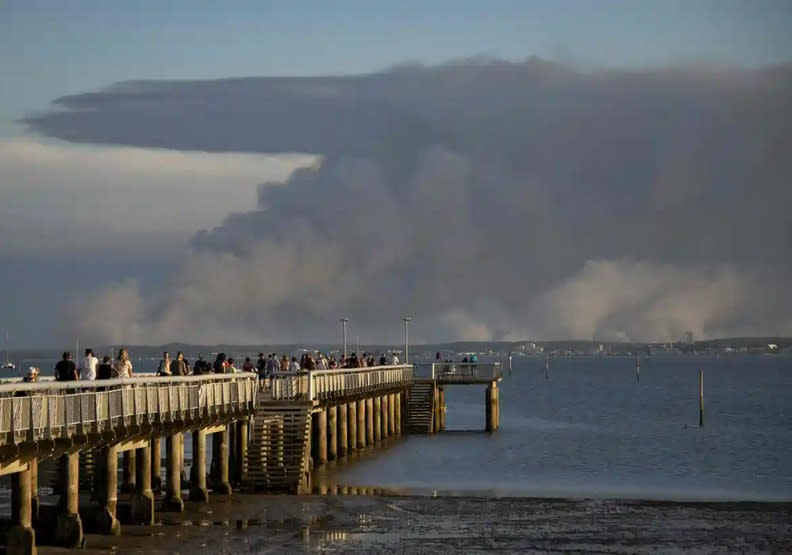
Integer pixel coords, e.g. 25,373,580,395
1,362,502,553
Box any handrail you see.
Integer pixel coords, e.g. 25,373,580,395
0,372,256,395
413,362,502,380
269,364,414,401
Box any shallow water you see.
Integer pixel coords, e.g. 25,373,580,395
324,355,792,501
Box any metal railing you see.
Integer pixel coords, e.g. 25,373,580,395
269,365,414,401
0,373,257,448
414,362,502,381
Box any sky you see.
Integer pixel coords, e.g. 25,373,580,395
1,1,791,348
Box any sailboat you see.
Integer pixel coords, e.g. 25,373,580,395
2,331,15,370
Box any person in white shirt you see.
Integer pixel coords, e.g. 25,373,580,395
80,348,98,380
390,352,400,365
288,356,301,372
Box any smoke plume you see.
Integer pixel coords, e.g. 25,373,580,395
27,58,792,343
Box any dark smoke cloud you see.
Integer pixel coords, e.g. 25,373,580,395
27,58,792,343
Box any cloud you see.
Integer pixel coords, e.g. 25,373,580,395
24,58,792,343
0,138,317,254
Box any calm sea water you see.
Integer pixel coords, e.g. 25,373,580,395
322,355,792,501
4,354,790,502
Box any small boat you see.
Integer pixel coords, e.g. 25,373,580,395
3,331,15,370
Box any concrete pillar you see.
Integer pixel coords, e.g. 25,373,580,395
30,458,39,524
327,406,338,461
121,450,135,493
164,434,184,510
179,433,186,488
347,402,357,451
433,385,441,433
131,445,154,525
438,388,446,431
190,430,209,502
313,410,328,465
9,466,37,555
55,452,83,548
388,393,396,436
97,446,121,535
214,427,232,495
151,437,162,492
382,395,390,438
486,382,499,432
366,398,374,445
338,404,348,457
236,419,248,484
394,392,402,435
373,396,382,442
356,399,366,448
228,421,237,484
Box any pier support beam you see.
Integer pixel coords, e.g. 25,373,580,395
356,399,366,448
120,450,135,493
338,403,348,457
30,458,39,524
190,430,209,502
388,393,396,437
327,406,338,461
348,402,357,451
97,446,121,535
55,452,83,548
438,388,446,431
9,466,36,555
486,382,499,432
394,393,402,435
235,419,248,484
382,395,390,438
151,437,162,492
213,428,232,495
131,445,154,525
164,434,184,511
312,410,328,465
432,385,440,433
366,398,374,445
373,397,382,442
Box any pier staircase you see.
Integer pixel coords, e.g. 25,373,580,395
245,401,312,493
407,382,434,433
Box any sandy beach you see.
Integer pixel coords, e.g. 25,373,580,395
30,493,792,554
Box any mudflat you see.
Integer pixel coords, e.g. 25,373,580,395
36,494,792,554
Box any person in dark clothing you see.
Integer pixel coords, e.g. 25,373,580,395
379,353,388,366
97,356,113,379
213,353,226,374
55,351,78,381
193,354,207,375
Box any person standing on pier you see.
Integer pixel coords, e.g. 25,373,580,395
289,356,300,372
171,352,187,376
213,353,226,374
80,348,98,380
157,351,172,376
256,353,267,377
242,357,255,372
192,354,208,375
113,348,133,378
55,351,78,381
97,356,113,380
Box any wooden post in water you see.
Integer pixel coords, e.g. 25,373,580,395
338,403,348,457
327,406,338,461
356,399,366,447
544,356,549,380
699,370,704,427
373,397,382,442
164,434,184,510
9,465,36,554
365,397,374,445
347,401,357,451
55,451,83,547
151,437,161,492
636,355,640,383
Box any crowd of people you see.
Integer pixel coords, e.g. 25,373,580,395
44,347,402,382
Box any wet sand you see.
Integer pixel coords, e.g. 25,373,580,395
33,493,792,554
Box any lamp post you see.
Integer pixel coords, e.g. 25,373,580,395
402,317,412,364
340,318,349,358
